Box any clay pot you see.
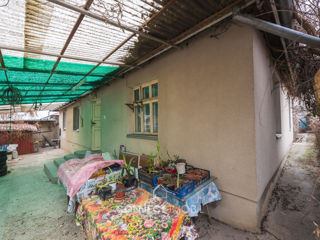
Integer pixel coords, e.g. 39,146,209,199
114,183,126,201
117,183,125,189
115,191,125,198
114,191,125,202
157,177,164,185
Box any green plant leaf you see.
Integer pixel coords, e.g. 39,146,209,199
127,157,135,175
107,167,115,182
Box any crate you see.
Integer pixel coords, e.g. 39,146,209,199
138,168,163,187
185,167,210,187
165,180,194,199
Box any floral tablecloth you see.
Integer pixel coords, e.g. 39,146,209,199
76,188,198,240
141,180,221,217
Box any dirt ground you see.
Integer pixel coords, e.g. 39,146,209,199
0,135,319,240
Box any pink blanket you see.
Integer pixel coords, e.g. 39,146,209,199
58,154,123,198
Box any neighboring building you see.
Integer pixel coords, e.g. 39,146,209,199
0,123,37,154
0,111,59,148
58,24,293,232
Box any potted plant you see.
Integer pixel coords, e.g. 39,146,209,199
175,155,186,174
96,179,113,201
155,141,169,168
138,151,163,187
107,167,117,191
121,154,138,188
161,174,194,199
164,151,176,173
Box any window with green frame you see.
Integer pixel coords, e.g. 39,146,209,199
133,81,158,134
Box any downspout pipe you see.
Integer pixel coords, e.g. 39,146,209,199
233,14,320,48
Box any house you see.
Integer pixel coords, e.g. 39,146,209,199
0,111,59,151
2,0,317,233
58,14,294,232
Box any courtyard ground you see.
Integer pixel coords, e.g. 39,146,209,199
0,148,85,240
0,135,319,240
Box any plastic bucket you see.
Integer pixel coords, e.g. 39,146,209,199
12,150,18,159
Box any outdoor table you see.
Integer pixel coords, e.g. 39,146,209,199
61,169,122,212
140,179,221,222
57,154,123,213
76,187,198,240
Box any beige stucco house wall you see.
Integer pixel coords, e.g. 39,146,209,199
59,24,293,231
253,30,294,222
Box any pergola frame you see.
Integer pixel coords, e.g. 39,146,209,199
0,0,256,107
44,0,256,108
0,50,10,85
34,0,95,102
43,0,182,105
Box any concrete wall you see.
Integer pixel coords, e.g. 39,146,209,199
59,24,293,231
252,30,293,219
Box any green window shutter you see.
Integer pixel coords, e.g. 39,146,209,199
73,107,79,130
63,111,66,130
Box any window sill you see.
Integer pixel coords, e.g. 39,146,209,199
126,134,158,141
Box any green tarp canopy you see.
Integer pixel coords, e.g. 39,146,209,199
0,55,118,105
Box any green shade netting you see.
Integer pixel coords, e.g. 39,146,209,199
2,55,118,76
0,55,119,105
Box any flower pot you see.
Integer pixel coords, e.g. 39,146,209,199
117,183,125,189
114,183,125,202
176,162,186,174
109,182,117,191
97,186,112,201
114,191,125,202
157,177,164,185
123,175,138,188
